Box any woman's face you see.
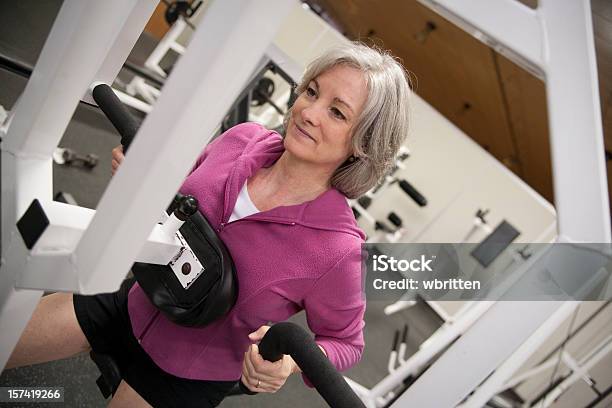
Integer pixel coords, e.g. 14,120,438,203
285,64,368,170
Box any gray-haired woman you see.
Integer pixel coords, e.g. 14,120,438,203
8,42,412,407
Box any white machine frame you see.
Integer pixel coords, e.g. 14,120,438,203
0,0,609,407
388,0,609,407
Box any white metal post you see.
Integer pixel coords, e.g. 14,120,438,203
457,301,579,407
391,0,609,406
74,0,294,295
0,0,153,371
537,336,612,407
82,0,159,106
361,301,494,403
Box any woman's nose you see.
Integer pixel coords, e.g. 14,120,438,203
300,103,321,127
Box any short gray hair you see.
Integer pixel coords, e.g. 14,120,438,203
284,41,412,199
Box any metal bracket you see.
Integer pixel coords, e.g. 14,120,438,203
168,231,205,289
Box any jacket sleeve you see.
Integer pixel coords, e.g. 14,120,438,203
301,244,366,387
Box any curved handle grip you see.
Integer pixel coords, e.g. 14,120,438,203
245,323,366,408
92,84,140,152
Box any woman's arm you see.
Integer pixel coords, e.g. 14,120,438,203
300,245,366,385
240,244,364,391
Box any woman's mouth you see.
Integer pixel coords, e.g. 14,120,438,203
295,123,316,142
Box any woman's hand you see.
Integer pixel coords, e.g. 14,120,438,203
241,325,301,393
111,145,124,176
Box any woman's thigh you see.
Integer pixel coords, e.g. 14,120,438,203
6,293,90,369
108,380,152,408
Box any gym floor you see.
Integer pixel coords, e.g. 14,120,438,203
0,1,441,407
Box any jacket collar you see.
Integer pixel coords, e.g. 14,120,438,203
222,131,365,240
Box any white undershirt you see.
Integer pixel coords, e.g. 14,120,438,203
228,181,260,222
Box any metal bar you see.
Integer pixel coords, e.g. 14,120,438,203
0,53,33,78
144,18,189,77
419,0,543,71
503,357,558,391
534,301,610,365
585,385,612,408
392,301,566,408
457,302,578,408
371,301,494,400
114,88,153,114
541,0,610,242
81,0,158,106
539,336,612,407
124,60,166,87
561,351,593,387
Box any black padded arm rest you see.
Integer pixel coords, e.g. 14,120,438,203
132,200,237,327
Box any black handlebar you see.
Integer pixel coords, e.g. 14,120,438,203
91,84,139,152
255,323,365,408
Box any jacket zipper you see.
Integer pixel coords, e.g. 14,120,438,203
137,310,160,343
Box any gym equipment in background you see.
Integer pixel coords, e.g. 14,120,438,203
251,76,286,116
221,60,296,132
53,191,79,206
461,208,492,242
470,219,520,268
350,146,425,242
53,147,99,169
164,0,203,27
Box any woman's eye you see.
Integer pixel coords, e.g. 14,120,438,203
331,107,346,120
306,87,316,97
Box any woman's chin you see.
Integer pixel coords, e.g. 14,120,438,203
284,138,316,161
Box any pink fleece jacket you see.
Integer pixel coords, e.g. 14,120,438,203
127,122,366,385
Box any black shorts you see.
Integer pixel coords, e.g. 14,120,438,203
73,278,237,408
